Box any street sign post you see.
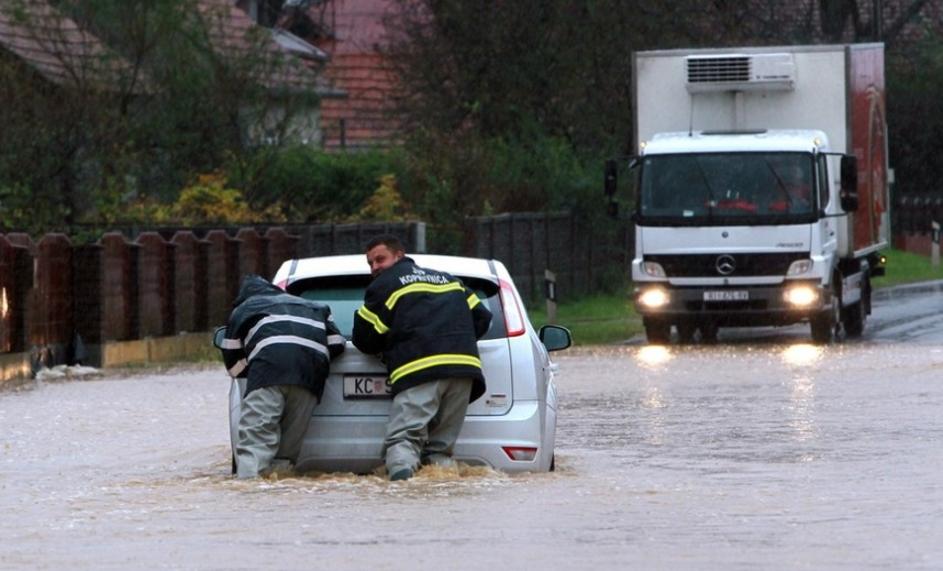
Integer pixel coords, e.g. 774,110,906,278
932,221,940,268
545,269,557,323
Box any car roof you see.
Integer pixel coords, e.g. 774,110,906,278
280,254,501,284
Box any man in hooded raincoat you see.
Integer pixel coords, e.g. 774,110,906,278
221,274,346,478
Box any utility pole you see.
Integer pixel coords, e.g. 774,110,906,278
872,0,884,40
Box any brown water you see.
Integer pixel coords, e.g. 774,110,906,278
2,339,943,570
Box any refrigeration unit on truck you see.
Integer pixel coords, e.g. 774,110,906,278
617,44,889,344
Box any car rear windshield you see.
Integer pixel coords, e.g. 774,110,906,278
287,275,508,340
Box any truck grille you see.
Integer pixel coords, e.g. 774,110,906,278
645,253,808,277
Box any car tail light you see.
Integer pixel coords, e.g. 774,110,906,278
275,279,288,291
499,279,526,337
502,446,538,462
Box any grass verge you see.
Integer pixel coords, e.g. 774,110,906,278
872,248,943,288
528,293,642,346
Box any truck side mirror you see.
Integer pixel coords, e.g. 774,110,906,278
604,159,618,197
840,155,859,212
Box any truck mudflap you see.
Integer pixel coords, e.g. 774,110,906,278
634,281,832,326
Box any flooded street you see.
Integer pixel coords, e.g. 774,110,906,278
2,287,943,570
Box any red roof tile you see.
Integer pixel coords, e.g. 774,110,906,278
0,1,137,89
313,2,400,150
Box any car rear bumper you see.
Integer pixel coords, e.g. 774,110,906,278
292,399,547,474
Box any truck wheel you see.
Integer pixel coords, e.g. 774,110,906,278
698,321,719,343
843,297,865,337
676,320,696,344
811,287,841,344
643,317,671,344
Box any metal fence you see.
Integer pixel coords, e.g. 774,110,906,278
891,193,943,255
462,211,633,304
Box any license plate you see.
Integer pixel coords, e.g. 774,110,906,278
343,375,392,398
703,290,749,301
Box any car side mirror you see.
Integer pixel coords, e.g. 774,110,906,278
539,325,572,352
840,155,859,212
213,326,227,349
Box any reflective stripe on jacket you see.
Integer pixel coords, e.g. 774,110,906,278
222,275,346,398
351,257,492,401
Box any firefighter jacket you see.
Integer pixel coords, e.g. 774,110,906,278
352,257,492,402
221,274,346,398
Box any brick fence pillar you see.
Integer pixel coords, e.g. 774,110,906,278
205,230,240,327
136,232,176,337
236,227,268,279
264,227,299,286
171,231,208,333
32,234,73,366
100,232,137,341
0,235,30,354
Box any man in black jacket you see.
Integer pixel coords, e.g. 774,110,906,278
222,274,346,478
352,235,492,481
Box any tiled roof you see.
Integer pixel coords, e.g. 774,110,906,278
314,0,399,149
320,51,398,149
322,0,393,55
198,0,341,96
0,0,340,97
0,1,137,89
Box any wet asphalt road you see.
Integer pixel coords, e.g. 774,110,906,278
1,283,941,570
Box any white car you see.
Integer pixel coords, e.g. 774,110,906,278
217,254,571,474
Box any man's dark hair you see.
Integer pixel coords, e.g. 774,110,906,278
365,234,406,253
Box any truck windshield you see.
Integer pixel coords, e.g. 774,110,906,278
638,152,817,226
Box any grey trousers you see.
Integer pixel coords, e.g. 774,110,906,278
383,378,473,474
236,384,318,479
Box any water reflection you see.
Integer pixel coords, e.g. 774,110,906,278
636,345,673,369
786,375,819,444
780,343,824,367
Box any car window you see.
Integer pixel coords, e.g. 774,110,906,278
288,275,507,340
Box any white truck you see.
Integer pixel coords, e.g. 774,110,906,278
615,44,889,344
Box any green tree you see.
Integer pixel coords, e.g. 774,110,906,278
0,0,320,233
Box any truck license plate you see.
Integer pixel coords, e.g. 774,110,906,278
343,375,392,398
703,290,749,301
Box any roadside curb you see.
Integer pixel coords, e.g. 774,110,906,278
872,279,943,301
0,332,215,388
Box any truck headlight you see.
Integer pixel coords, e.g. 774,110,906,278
783,285,819,307
642,261,666,278
639,287,670,309
787,259,813,276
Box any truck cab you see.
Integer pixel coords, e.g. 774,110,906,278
632,129,870,343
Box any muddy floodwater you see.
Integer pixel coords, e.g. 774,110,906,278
3,291,943,569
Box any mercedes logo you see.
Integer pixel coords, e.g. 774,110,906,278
715,255,736,276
